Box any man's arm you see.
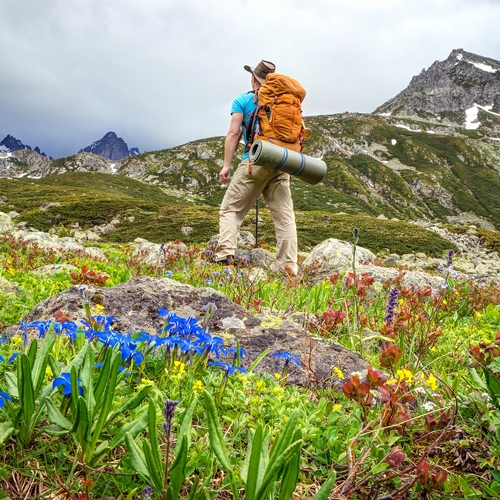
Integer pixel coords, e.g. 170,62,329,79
219,112,244,184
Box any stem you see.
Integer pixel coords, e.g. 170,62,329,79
163,431,172,500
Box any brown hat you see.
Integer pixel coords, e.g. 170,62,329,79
244,60,276,84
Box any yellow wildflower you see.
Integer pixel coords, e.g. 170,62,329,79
333,366,345,379
255,380,266,391
386,378,398,386
173,361,185,373
442,299,447,306
396,368,413,384
192,380,203,392
272,386,284,395
45,366,53,378
11,336,22,346
426,373,438,391
331,404,343,412
274,373,281,380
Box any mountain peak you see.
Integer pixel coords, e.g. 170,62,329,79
0,134,49,157
78,132,140,160
374,49,500,128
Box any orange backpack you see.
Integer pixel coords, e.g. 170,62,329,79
246,73,307,152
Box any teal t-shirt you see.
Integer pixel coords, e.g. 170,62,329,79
231,91,257,160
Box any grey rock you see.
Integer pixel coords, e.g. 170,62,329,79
4,277,368,389
32,264,79,277
0,212,14,234
302,238,376,279
207,231,256,251
0,276,23,295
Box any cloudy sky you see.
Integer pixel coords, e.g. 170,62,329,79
1,0,499,159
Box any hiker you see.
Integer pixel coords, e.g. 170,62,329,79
214,59,298,275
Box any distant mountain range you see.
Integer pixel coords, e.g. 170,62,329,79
0,134,51,158
0,131,139,161
1,48,499,232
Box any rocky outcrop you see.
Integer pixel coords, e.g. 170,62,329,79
3,277,368,389
375,49,500,129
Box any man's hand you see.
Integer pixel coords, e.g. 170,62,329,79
219,165,231,184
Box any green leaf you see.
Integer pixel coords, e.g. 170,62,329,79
42,424,73,437
125,432,156,489
269,410,300,464
109,407,148,449
94,346,113,404
278,428,302,500
4,372,18,399
247,348,271,373
106,385,152,424
311,471,336,500
242,425,264,500
255,440,302,499
143,440,164,493
169,434,188,498
203,389,239,500
203,390,233,472
31,331,55,395
147,398,163,480
173,394,197,456
45,398,72,431
19,354,35,443
0,422,14,445
89,349,121,453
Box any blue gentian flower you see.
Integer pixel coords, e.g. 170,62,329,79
209,361,247,377
53,373,84,396
0,391,12,408
205,279,213,286
0,337,9,346
273,351,301,367
19,321,30,347
165,270,174,277
8,353,20,364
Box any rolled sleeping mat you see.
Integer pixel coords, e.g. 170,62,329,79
249,140,327,185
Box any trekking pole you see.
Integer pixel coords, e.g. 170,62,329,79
255,198,259,248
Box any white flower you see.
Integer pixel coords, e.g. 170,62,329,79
422,401,437,411
481,392,491,402
414,386,426,395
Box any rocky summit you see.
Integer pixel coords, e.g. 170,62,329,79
0,134,49,157
78,131,140,161
375,48,500,133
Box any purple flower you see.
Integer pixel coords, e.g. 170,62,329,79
163,398,179,435
385,287,399,324
142,486,154,500
447,249,454,267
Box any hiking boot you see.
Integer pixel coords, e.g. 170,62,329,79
216,256,235,266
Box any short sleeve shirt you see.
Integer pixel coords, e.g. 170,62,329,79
231,91,257,159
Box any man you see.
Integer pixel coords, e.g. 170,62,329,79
214,60,298,275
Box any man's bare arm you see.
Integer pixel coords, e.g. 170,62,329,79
219,112,244,184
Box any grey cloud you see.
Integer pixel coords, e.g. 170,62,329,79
1,0,499,158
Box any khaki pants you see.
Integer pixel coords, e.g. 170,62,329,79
215,159,298,274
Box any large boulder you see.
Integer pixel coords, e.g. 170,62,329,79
0,212,14,234
4,276,367,390
302,238,376,279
